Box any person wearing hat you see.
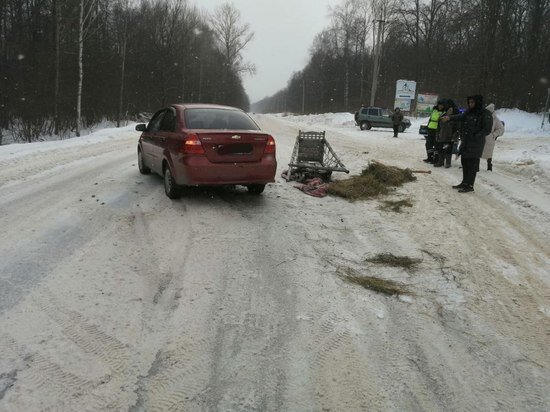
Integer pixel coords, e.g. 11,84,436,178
434,99,459,168
424,100,445,163
442,95,493,192
390,108,404,137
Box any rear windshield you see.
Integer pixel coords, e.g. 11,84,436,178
184,108,260,130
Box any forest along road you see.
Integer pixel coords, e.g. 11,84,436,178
0,117,549,411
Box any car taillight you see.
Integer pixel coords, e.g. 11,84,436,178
264,135,276,154
182,134,205,154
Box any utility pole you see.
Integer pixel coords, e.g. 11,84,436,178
370,19,385,106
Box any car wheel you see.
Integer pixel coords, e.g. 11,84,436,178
247,184,265,194
398,124,405,133
163,165,181,199
138,148,151,174
360,121,372,130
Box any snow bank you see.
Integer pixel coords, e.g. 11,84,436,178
0,124,137,162
496,109,550,135
497,142,550,176
273,109,550,185
274,112,356,129
275,108,550,137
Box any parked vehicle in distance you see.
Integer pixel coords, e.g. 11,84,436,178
135,104,277,199
354,106,411,132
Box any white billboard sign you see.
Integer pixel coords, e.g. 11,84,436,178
394,98,411,111
395,80,416,99
417,93,439,114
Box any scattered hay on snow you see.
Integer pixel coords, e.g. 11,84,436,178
328,161,416,201
338,267,408,296
365,253,421,270
379,198,413,213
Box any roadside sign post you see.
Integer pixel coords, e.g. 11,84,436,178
416,93,439,116
395,80,416,114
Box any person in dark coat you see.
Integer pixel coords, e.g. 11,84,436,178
390,108,404,137
434,99,459,168
442,95,493,192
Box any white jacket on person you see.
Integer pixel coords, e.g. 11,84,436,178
482,103,505,159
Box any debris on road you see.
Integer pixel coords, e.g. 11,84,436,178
329,161,416,201
379,198,413,212
284,130,349,182
365,253,421,270
338,266,409,296
294,177,330,197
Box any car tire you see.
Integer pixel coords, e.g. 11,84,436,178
163,165,181,199
247,184,265,195
360,121,372,130
138,148,151,174
398,124,405,133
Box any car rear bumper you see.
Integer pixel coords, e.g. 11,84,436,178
173,154,277,186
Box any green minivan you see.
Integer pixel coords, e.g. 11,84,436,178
354,106,411,132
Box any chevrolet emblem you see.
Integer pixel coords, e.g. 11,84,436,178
231,135,241,140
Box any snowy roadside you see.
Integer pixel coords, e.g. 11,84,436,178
0,125,138,189
273,109,550,189
270,110,550,242
0,114,548,410
0,124,137,162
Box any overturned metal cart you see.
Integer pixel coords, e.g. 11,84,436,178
284,130,349,182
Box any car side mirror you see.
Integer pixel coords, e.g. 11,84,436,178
135,124,147,132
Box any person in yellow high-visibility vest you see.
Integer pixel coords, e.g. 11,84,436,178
423,101,445,163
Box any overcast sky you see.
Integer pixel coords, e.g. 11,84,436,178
197,0,341,103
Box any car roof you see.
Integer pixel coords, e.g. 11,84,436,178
173,103,244,112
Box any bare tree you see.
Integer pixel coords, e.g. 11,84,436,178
53,0,61,135
76,0,99,137
210,3,255,75
256,0,550,114
355,1,372,103
113,0,130,128
330,0,364,109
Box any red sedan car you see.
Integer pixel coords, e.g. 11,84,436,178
136,104,277,199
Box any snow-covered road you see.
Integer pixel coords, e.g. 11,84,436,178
0,116,549,411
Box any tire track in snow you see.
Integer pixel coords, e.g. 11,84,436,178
0,333,115,411
32,293,130,374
